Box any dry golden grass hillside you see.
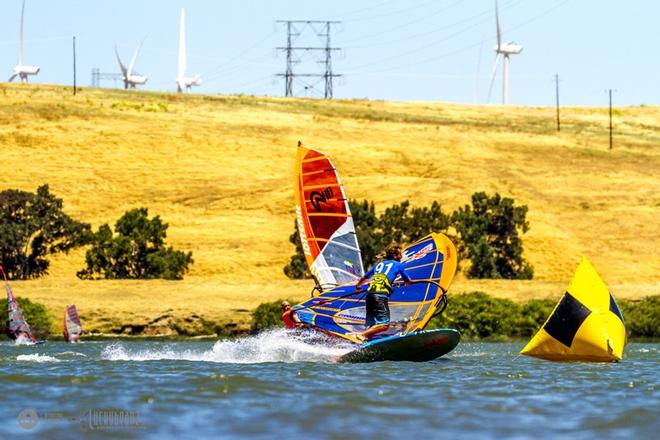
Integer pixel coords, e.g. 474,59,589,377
1,84,658,334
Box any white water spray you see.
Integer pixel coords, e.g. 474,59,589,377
16,353,60,363
102,329,353,363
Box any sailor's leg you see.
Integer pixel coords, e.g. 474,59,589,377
360,324,390,340
356,293,390,341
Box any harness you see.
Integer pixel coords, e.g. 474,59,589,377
367,273,393,295
282,310,298,329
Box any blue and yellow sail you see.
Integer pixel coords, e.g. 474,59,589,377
296,233,457,343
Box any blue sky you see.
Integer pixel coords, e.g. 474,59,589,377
0,0,657,106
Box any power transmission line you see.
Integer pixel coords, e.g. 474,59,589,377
320,0,399,21
276,20,342,99
337,0,468,47
336,0,439,23
201,30,278,79
90,68,122,88
73,36,77,96
344,0,568,74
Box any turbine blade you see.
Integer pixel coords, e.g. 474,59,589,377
178,8,186,80
8,74,17,82
487,53,502,103
114,45,127,76
128,37,146,77
18,0,26,65
495,0,501,50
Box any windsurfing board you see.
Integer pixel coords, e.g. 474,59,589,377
14,337,46,345
339,328,460,363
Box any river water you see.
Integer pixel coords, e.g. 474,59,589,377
0,329,657,439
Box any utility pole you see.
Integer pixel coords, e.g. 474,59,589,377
73,36,77,95
91,68,99,87
284,21,295,97
554,74,560,132
276,20,342,98
608,89,612,150
323,21,333,99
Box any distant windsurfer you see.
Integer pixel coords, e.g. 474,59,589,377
351,244,412,342
281,301,303,329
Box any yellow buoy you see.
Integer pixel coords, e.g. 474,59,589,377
521,257,626,362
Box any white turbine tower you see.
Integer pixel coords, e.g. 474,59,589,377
176,8,201,92
487,0,523,104
115,38,148,89
8,0,40,82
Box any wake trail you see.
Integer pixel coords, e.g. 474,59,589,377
102,329,354,363
16,353,61,363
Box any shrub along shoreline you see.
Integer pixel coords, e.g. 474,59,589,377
251,293,660,340
2,293,657,340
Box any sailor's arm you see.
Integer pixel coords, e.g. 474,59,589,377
398,265,413,285
356,266,374,290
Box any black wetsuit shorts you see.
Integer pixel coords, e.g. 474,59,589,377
365,292,390,327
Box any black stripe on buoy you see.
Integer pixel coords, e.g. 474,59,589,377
543,292,591,347
609,293,625,324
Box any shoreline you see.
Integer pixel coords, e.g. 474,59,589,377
11,278,659,337
3,334,658,343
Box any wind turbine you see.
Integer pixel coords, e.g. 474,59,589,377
115,38,148,89
487,0,523,104
8,0,40,82
175,8,201,92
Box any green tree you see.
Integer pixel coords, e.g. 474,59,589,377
77,208,193,280
429,292,522,339
251,299,289,331
452,192,534,279
283,221,311,280
349,199,381,267
283,199,451,278
516,299,556,337
379,200,451,259
619,296,660,338
0,185,90,279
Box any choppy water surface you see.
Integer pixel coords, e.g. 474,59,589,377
0,330,657,439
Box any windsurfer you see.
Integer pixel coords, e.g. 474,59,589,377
351,244,412,342
281,301,303,329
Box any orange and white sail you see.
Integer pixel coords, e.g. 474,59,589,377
294,142,364,291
